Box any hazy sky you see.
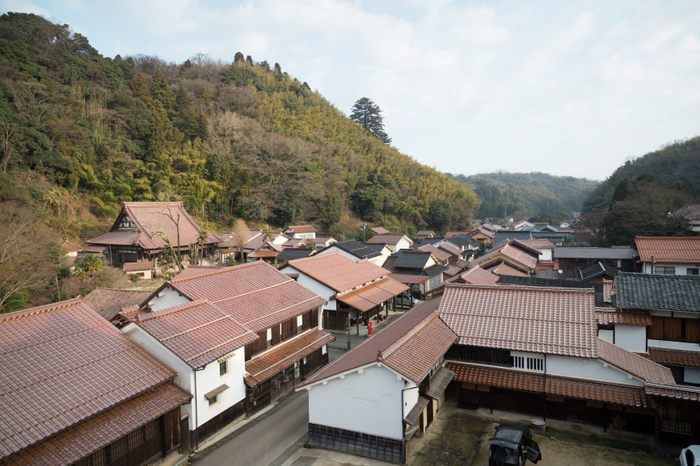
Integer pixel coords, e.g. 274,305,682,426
2,0,699,180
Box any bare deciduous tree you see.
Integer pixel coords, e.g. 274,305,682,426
230,218,251,263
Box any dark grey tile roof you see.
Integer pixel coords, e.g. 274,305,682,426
393,251,432,270
277,248,314,260
329,240,382,259
555,247,638,260
615,272,700,312
497,275,598,290
425,367,455,400
405,396,431,426
444,235,479,248
493,231,532,244
578,262,619,281
425,265,448,277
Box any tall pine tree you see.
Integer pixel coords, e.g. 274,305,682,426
349,97,391,144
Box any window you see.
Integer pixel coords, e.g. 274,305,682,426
297,315,303,334
687,268,699,276
219,360,227,376
208,395,218,406
655,266,676,275
513,355,544,372
266,328,272,348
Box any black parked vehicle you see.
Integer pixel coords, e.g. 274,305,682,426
488,425,542,466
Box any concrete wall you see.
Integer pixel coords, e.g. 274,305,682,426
148,285,191,312
614,325,647,353
598,329,614,343
307,364,408,440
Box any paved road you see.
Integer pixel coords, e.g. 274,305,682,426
193,391,309,466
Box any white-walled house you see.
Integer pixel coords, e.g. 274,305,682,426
366,234,413,252
136,261,332,424
316,240,392,267
122,299,258,444
635,236,700,276
283,224,318,240
298,299,457,464
439,284,680,438
280,252,408,333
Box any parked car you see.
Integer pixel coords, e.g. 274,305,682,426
488,425,541,466
681,445,700,466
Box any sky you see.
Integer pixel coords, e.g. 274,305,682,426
1,0,699,181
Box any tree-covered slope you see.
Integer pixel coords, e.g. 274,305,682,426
583,137,700,213
0,12,477,239
451,172,598,219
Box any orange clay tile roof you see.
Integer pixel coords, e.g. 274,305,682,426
366,234,411,246
597,339,675,384
336,277,408,312
3,383,190,466
486,262,528,277
167,261,326,333
472,243,537,271
122,260,153,272
603,278,613,303
635,236,700,264
82,288,151,321
459,266,500,285
648,347,700,368
447,362,649,407
61,239,81,252
247,249,280,258
301,298,457,386
595,309,652,326
287,225,318,233
245,328,334,386
644,382,700,401
371,227,391,235
87,202,219,250
174,265,227,279
417,244,452,262
439,284,597,358
438,243,461,256
389,273,431,285
135,299,258,368
287,252,389,292
0,299,177,460
518,239,555,251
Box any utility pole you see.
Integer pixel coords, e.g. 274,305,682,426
360,223,367,242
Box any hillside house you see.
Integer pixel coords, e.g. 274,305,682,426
298,299,457,464
83,288,151,322
280,252,408,333
316,240,391,266
284,225,318,240
635,236,700,276
0,299,191,466
86,202,220,269
415,229,435,239
384,250,448,299
674,205,700,232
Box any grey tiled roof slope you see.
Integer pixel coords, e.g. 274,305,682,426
493,231,532,244
331,240,382,258
277,248,314,260
497,275,598,290
615,272,700,312
578,261,618,281
393,251,432,270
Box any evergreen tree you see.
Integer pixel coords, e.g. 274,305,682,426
234,52,244,63
150,69,174,113
175,85,190,113
349,97,391,144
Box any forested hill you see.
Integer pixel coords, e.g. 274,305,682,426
582,137,700,213
0,12,477,240
451,172,598,219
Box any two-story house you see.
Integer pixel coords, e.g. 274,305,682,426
635,236,700,276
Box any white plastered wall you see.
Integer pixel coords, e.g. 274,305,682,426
148,285,191,312
279,267,337,310
307,364,409,440
614,325,647,353
546,355,644,386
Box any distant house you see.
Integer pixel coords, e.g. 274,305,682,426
276,248,314,267
60,239,81,257
416,244,452,265
415,230,435,240
513,220,534,231
674,204,700,232
384,250,447,299
366,234,413,252
86,201,220,268
578,261,618,283
371,226,391,235
122,260,155,279
635,236,700,276
554,246,639,279
316,240,391,266
284,225,318,240
467,226,495,246
280,252,408,333
299,299,457,464
0,299,190,465
143,261,332,417
469,240,539,276
312,237,337,249
427,266,499,298
83,288,151,322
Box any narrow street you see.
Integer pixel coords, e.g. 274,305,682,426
191,391,309,466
